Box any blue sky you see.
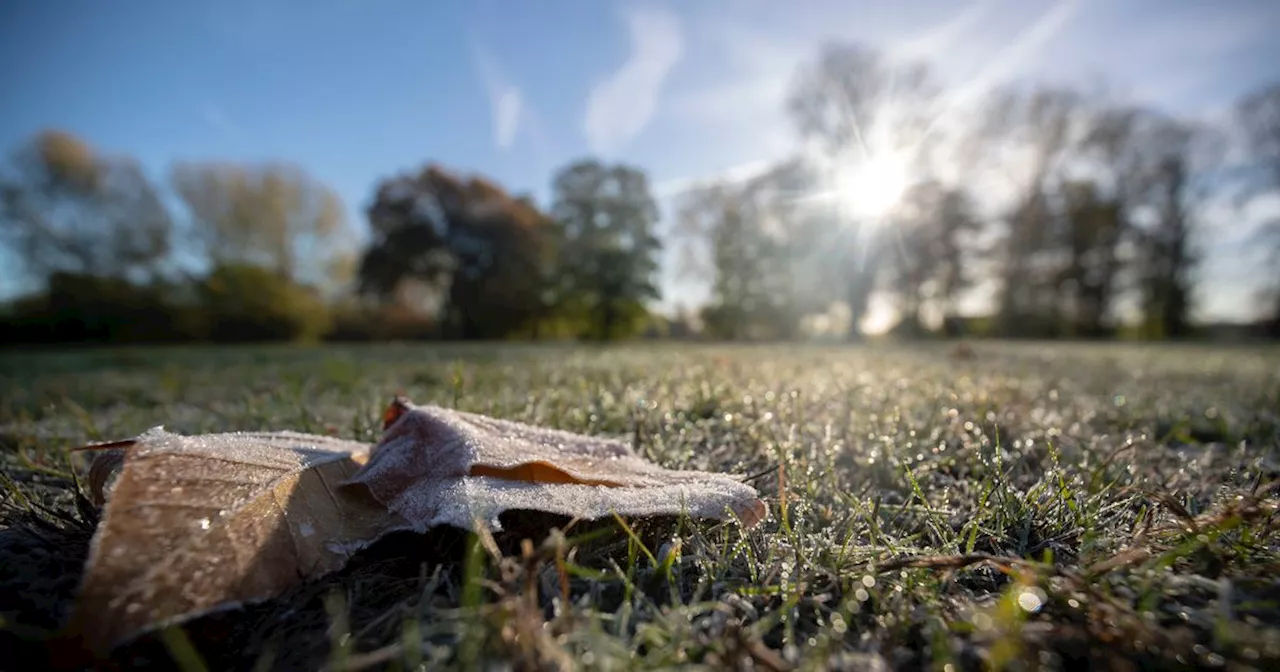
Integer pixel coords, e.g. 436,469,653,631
3,0,1278,326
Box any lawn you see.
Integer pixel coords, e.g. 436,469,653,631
1,342,1278,671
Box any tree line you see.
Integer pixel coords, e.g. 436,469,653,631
3,40,1278,345
0,132,665,344
678,44,1280,342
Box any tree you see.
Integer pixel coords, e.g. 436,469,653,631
551,159,662,340
676,159,832,340
1051,180,1124,337
683,182,778,340
1235,83,1280,336
358,164,553,339
678,175,783,340
787,44,937,159
170,161,355,292
1,130,172,284
1064,106,1152,337
977,85,1090,337
0,130,185,344
883,181,980,336
1237,83,1280,189
1126,117,1222,340
199,262,331,342
786,42,939,340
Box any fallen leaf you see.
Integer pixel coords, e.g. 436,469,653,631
66,401,766,655
344,398,768,532
66,428,394,655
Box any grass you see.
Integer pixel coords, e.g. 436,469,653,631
1,341,1278,671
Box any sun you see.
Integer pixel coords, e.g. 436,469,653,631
831,152,910,219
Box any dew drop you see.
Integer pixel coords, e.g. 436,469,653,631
1016,587,1046,613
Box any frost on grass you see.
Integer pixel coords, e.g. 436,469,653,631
3,344,1276,671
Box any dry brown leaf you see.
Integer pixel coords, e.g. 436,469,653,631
66,400,766,655
66,428,395,654
343,398,768,532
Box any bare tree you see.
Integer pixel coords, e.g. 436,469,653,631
170,161,354,292
787,42,938,340
883,181,981,336
977,85,1089,337
675,159,824,340
1127,117,1222,338
1,130,172,283
1235,83,1280,336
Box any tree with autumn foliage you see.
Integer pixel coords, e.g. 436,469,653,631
358,164,555,340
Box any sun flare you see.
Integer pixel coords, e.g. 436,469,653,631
831,153,910,219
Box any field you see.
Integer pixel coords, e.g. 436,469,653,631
2,342,1279,671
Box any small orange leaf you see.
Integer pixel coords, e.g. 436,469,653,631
382,396,412,430
469,461,624,487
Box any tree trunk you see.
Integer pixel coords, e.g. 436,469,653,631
845,274,870,342
598,303,617,342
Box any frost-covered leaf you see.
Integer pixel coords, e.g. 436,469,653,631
343,398,768,532
67,429,394,654
66,401,765,654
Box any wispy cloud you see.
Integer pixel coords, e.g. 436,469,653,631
518,103,557,173
660,22,807,191
584,6,684,155
667,23,794,127
472,43,524,151
201,103,244,143
493,92,522,150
